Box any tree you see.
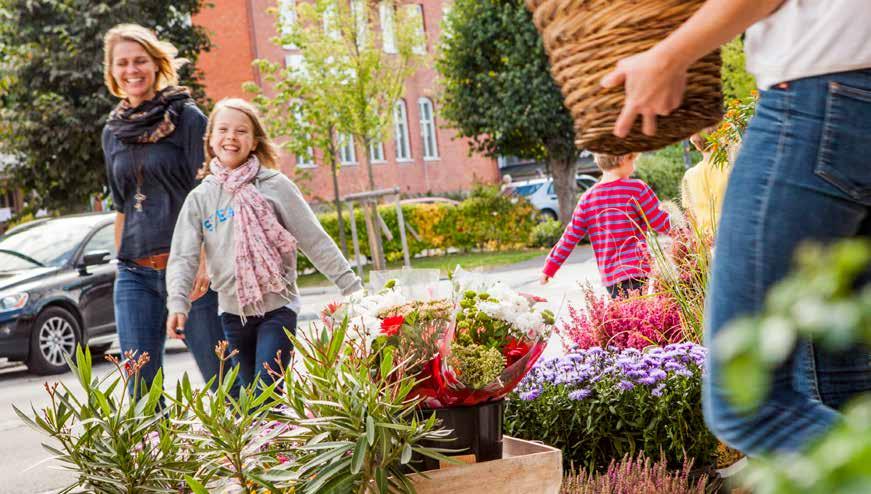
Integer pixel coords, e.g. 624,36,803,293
437,0,579,224
721,37,756,102
252,0,424,269
0,0,211,215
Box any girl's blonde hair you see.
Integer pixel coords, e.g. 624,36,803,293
202,98,281,176
103,23,186,98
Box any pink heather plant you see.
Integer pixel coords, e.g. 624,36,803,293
560,285,684,350
561,453,708,494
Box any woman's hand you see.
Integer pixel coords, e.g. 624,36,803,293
166,312,187,340
189,248,210,301
600,46,690,138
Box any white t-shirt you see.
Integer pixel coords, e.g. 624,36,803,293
745,0,871,89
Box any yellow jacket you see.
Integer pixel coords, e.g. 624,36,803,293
680,156,731,236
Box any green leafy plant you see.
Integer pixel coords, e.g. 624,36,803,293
275,318,454,493
718,240,871,493
634,150,687,202
506,345,718,472
179,342,287,493
529,218,566,248
15,347,196,493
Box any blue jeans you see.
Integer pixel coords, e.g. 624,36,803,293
704,70,871,455
220,307,297,388
114,262,225,394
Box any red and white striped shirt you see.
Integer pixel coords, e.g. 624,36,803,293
543,178,670,287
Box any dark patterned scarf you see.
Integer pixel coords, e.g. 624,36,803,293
106,86,193,144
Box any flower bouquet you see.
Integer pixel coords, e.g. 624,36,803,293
345,268,555,409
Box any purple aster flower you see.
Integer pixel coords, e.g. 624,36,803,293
637,376,658,386
618,380,635,391
519,388,542,401
652,384,666,397
568,388,592,401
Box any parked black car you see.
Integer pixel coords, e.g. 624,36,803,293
0,212,118,374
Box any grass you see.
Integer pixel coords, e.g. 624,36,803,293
296,248,546,289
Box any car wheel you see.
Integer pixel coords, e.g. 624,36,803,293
27,306,80,375
538,209,558,222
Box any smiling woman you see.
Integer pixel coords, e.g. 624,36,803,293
101,24,225,395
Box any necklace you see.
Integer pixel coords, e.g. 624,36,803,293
132,146,146,213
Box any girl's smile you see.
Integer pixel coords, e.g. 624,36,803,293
209,107,257,169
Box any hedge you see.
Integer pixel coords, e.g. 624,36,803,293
298,186,537,272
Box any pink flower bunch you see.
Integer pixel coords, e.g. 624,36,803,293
559,286,684,350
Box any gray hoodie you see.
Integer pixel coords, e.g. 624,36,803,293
166,167,361,317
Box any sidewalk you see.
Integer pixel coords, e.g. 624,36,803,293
297,245,601,358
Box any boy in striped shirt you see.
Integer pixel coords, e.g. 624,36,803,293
540,153,671,298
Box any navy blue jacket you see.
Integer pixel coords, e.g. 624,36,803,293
102,102,207,261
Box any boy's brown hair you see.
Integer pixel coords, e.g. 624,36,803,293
594,153,635,171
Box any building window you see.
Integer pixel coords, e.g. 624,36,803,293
323,3,340,40
379,2,397,54
296,148,316,168
351,0,368,49
418,97,438,160
406,4,427,55
394,99,411,162
278,0,297,48
369,141,385,163
338,133,357,165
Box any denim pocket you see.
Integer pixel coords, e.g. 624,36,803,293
814,82,871,204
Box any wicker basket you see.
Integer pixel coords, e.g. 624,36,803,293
526,0,723,154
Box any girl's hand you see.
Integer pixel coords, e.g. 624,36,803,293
189,256,210,301
600,46,690,138
167,313,187,340
540,274,552,285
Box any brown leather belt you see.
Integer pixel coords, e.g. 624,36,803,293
132,252,170,270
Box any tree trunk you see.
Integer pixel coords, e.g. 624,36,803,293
358,136,386,270
549,156,578,225
327,134,349,257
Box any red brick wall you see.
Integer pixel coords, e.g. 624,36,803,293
194,0,499,203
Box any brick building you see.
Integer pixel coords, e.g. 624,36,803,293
193,1,500,203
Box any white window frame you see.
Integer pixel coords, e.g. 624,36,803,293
296,147,316,168
418,97,439,160
323,3,340,40
351,0,368,49
369,141,386,163
379,2,397,54
393,99,411,162
338,133,357,165
278,0,297,49
406,4,426,55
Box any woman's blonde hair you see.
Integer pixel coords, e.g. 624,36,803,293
103,23,187,98
202,98,281,176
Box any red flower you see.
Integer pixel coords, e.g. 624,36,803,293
504,338,531,365
518,292,547,304
380,315,405,336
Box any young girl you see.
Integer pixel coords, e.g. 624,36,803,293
166,98,362,387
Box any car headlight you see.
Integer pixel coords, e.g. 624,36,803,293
0,293,29,313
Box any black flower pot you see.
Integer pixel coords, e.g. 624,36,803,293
412,400,505,471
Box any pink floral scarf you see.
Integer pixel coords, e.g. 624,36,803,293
210,156,297,317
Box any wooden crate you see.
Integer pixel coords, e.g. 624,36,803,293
409,436,562,494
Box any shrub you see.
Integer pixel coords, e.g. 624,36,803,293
529,218,565,248
297,186,537,272
559,285,684,350
635,146,689,201
562,453,708,494
505,344,718,472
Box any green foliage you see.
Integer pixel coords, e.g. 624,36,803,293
718,240,871,493
13,347,196,493
437,0,580,223
721,37,757,102
277,318,453,493
0,0,211,215
529,218,564,248
505,359,717,472
297,186,537,272
634,148,687,202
